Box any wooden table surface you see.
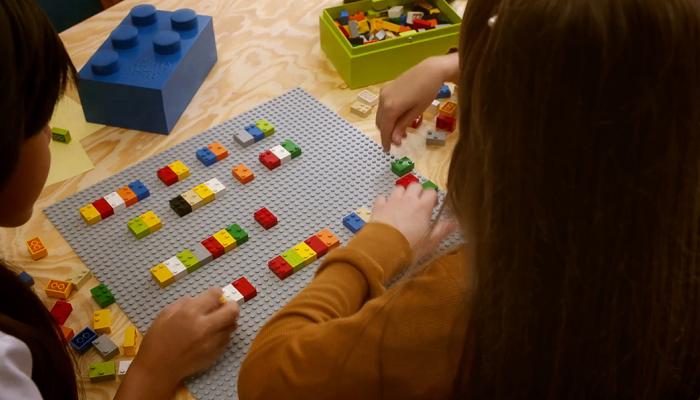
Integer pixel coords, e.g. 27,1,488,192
1,0,465,398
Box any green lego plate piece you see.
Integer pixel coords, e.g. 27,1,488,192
90,284,115,308
127,217,150,239
281,249,305,273
225,224,249,245
89,361,116,382
391,156,415,177
422,180,439,191
255,119,275,137
176,249,201,273
280,139,302,159
51,127,72,144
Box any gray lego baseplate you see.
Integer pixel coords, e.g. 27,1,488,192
44,88,461,398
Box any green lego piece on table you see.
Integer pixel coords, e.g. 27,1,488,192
391,156,414,177
280,139,302,159
422,180,439,191
90,284,115,308
127,217,150,239
281,249,305,273
225,224,248,245
51,127,72,144
255,119,275,137
89,360,116,382
176,249,201,273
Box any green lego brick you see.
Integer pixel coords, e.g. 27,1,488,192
89,361,116,382
280,139,302,159
391,156,415,177
127,217,150,239
176,249,201,273
422,180,439,191
225,224,249,245
255,119,275,137
51,127,71,144
281,249,305,273
90,284,115,308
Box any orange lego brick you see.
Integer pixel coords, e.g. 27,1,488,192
116,187,138,207
207,142,229,161
26,237,47,261
232,164,255,184
316,228,341,251
60,325,74,343
438,101,457,118
45,279,72,299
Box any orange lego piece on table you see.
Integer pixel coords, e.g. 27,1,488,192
45,279,72,299
438,101,457,117
26,237,47,260
349,12,365,21
207,142,229,161
316,228,341,251
116,187,138,207
60,326,74,343
232,164,254,184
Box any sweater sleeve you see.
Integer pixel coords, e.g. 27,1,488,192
238,222,413,400
0,330,43,400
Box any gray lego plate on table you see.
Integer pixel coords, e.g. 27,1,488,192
44,88,462,398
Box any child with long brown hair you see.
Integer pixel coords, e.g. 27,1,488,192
239,0,700,398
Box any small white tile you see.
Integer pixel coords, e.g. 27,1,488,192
204,178,226,195
118,360,132,376
357,90,378,107
103,192,125,214
221,284,244,305
163,257,187,280
269,145,292,165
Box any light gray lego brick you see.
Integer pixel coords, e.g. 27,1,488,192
426,130,446,146
191,242,213,265
44,88,462,399
92,335,119,360
234,130,254,147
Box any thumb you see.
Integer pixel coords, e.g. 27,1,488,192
414,220,457,261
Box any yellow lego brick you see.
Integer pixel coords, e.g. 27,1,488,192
293,242,317,266
355,207,372,223
93,309,112,334
79,204,102,225
381,20,401,33
45,279,73,299
370,18,385,32
193,183,215,204
438,101,457,117
212,229,236,253
168,160,190,181
181,190,203,210
123,326,138,356
150,263,174,288
140,211,162,233
26,237,48,260
357,19,369,34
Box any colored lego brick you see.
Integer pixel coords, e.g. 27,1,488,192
163,256,188,280
269,145,292,165
60,326,74,343
157,165,179,186
234,130,255,147
281,249,305,273
190,242,214,266
343,212,366,233
232,277,257,301
103,192,126,214
66,266,91,289
436,114,456,132
355,207,372,223
316,228,341,250
193,183,215,204
268,256,293,280
169,195,192,217
255,119,275,137
25,237,47,261
196,147,218,166
51,127,72,143
93,309,112,334
176,248,201,273
406,11,424,24
422,180,439,191
259,150,281,170
212,229,236,252
426,129,446,146
221,284,244,305
293,242,317,266
50,300,73,325
391,156,415,177
17,271,34,287
90,284,115,308
396,173,420,188
45,279,72,299
181,189,204,210
140,210,162,233
150,263,174,287
339,9,349,25
204,178,226,196
245,124,265,142
70,327,98,353
92,198,114,219
232,163,255,184
350,101,372,117
118,360,132,376
280,139,302,158
438,101,457,117
436,84,452,99
78,6,217,134
254,207,278,229
89,361,116,382
225,224,249,244
128,180,150,201
201,236,225,259
207,141,229,161
79,203,102,225
116,186,138,207
357,89,378,106
304,235,329,258
127,217,150,239
123,326,138,356
92,335,119,360
168,160,190,181
399,29,417,37
411,113,423,129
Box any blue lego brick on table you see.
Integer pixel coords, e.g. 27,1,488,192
17,271,34,287
77,5,217,134
436,84,451,99
196,147,217,166
245,125,265,142
342,212,365,233
70,327,98,353
127,180,150,201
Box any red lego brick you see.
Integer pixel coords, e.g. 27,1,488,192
436,114,456,132
258,150,281,171
412,18,436,30
410,114,423,129
50,300,73,325
201,236,225,259
396,173,420,189
254,207,278,229
91,198,114,219
157,166,179,186
268,256,293,280
304,235,329,258
232,277,257,301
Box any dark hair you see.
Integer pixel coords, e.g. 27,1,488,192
450,0,700,398
0,0,78,399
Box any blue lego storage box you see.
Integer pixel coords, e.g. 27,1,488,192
78,4,217,134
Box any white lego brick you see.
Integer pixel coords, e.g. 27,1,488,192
103,192,125,214
374,29,387,41
357,90,378,107
426,130,447,146
406,11,424,24
118,360,132,376
355,207,372,223
221,284,244,305
350,101,373,118
163,257,187,280
269,145,292,165
388,5,404,19
204,178,226,196
66,266,91,289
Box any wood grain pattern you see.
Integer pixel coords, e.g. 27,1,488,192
0,1,466,398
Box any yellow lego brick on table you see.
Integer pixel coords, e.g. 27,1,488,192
212,229,236,253
93,309,112,334
380,20,401,33
79,204,102,225
193,183,215,204
357,19,370,34
140,211,162,233
150,263,174,288
168,160,190,181
293,242,317,266
355,207,372,223
26,237,48,260
123,325,138,356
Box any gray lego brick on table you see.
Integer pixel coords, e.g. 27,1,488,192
44,88,461,399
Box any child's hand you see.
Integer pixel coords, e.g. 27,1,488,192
371,183,455,261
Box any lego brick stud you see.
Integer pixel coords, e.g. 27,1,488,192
130,4,157,26
90,50,120,76
153,30,181,55
110,25,138,49
171,8,198,31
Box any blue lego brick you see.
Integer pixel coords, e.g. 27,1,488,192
127,180,150,201
17,271,34,287
245,125,265,142
77,5,217,134
70,327,98,353
196,147,217,166
342,212,365,234
339,10,349,25
436,84,451,99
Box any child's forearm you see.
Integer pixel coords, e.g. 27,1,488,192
114,360,178,400
432,52,460,83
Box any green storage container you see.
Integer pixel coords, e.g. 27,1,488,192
320,0,462,89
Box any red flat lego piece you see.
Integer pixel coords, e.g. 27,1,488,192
410,114,423,129
268,256,293,280
396,173,420,189
92,198,114,219
201,236,225,259
304,235,329,258
232,277,257,301
412,18,434,30
258,150,281,170
157,166,179,186
50,300,73,325
254,207,278,229
436,114,456,132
